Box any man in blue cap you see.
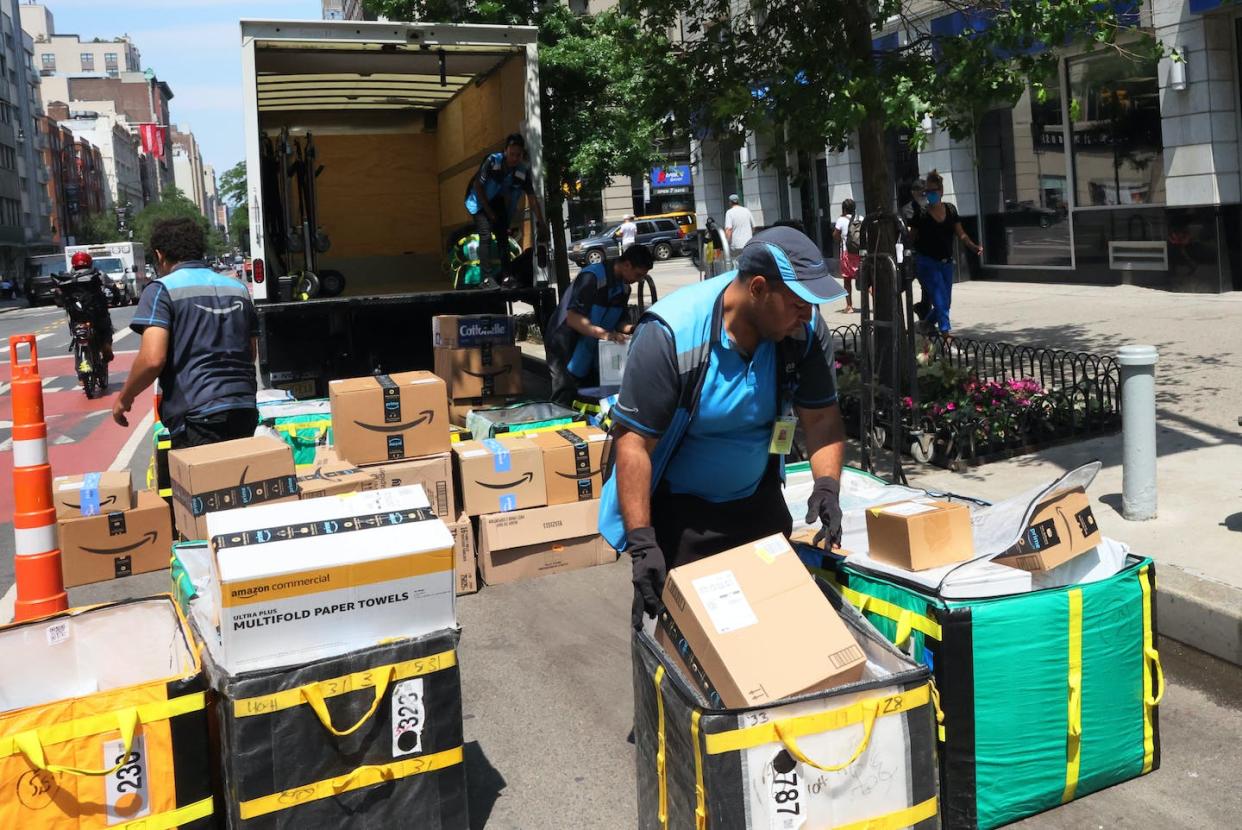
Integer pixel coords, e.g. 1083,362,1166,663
598,226,849,627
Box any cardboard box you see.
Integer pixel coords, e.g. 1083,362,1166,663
377,453,455,519
448,513,477,595
329,371,451,466
477,499,615,585
58,490,173,587
865,498,974,571
529,426,611,504
434,345,523,399
995,488,1101,572
448,396,524,428
661,534,865,708
169,436,298,541
296,461,380,499
52,470,134,519
432,314,515,349
453,438,546,516
206,485,456,674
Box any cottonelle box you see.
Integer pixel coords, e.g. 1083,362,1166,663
329,371,451,466
377,453,455,519
452,438,546,516
51,470,134,519
169,436,298,541
296,460,380,499
528,426,610,504
448,513,477,595
206,485,455,674
994,487,1101,572
58,489,173,586
477,499,614,585
661,533,866,709
865,498,974,571
432,314,515,348
434,345,524,399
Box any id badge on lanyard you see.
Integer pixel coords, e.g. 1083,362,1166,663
770,353,797,455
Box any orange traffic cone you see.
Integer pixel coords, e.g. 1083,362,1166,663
9,334,68,621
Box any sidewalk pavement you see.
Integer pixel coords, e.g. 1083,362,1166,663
536,258,1242,665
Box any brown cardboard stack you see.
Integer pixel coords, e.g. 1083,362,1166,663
994,487,1101,572
476,499,615,585
452,439,546,517
378,454,456,520
328,371,451,466
865,498,974,570
52,471,134,519
168,436,299,540
528,426,610,504
431,314,524,426
447,514,477,595
296,459,380,499
58,489,173,586
657,533,866,708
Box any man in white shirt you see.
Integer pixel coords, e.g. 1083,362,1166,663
724,194,754,255
619,215,638,251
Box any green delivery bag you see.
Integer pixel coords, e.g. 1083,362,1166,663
834,480,1163,830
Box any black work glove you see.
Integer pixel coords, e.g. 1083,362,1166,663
805,476,843,550
628,526,667,630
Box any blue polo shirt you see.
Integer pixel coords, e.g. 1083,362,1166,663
545,262,631,379
131,262,258,435
613,305,837,503
465,152,535,218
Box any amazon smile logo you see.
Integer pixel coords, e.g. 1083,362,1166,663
193,300,245,315
353,409,435,433
555,468,601,479
475,472,533,490
80,531,158,556
462,365,512,379
63,495,118,511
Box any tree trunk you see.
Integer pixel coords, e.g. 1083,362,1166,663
548,191,572,294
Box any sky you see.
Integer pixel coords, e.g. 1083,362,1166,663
33,0,324,179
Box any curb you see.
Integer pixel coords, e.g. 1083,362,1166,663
1156,565,1242,667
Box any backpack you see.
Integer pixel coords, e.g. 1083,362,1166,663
846,215,864,254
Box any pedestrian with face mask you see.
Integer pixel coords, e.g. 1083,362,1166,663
908,170,982,334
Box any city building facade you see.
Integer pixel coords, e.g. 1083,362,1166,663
321,1,375,21
689,0,1242,293
171,126,206,215
49,100,142,213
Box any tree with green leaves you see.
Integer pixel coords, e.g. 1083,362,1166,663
133,185,219,256
365,1,678,287
220,161,249,253
74,211,118,245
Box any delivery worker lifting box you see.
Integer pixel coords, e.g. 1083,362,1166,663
599,226,849,627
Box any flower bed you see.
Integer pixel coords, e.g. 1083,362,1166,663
831,326,1120,469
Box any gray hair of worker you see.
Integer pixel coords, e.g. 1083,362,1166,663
728,194,740,204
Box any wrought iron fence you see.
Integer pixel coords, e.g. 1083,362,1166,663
830,325,1121,468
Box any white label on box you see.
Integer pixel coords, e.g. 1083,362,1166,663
45,621,70,646
391,677,426,757
57,481,86,491
881,502,938,518
104,734,150,824
692,570,758,634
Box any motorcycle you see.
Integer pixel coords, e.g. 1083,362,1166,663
53,272,110,399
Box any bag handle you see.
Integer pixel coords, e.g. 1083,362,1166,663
330,762,397,794
15,707,138,777
1145,645,1165,707
773,699,879,773
301,665,395,737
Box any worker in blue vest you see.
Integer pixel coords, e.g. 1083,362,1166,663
598,226,848,628
545,244,654,406
465,133,548,287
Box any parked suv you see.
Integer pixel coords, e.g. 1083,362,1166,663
23,254,64,307
569,218,686,266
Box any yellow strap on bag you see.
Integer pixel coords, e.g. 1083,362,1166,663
1,693,205,766
837,585,942,645
237,745,463,820
834,795,939,830
232,649,456,719
777,698,879,773
302,664,396,737
1061,588,1083,804
705,684,930,757
1138,565,1163,774
929,678,946,743
691,710,707,830
15,707,138,777
114,795,215,830
652,666,669,829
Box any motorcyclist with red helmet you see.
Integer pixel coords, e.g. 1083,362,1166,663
55,251,115,363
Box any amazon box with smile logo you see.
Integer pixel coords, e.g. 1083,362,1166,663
453,438,546,516
529,426,611,505
296,460,380,499
330,371,451,466
52,470,134,519
58,489,173,586
169,436,298,541
434,344,524,399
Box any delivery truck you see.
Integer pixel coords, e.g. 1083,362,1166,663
241,19,554,397
65,242,146,305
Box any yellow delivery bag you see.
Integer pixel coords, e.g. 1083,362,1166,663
0,596,214,829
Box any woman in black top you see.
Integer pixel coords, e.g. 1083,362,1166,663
910,170,982,333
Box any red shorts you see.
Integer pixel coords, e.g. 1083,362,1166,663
839,251,861,286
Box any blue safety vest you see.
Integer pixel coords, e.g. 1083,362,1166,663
599,273,815,551
464,152,532,218
563,263,628,377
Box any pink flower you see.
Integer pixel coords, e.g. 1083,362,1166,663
946,402,956,411
902,396,913,409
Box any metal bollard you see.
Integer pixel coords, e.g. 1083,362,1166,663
1118,345,1158,521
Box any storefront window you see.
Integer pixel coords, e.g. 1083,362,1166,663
1068,51,1164,206
977,73,1072,267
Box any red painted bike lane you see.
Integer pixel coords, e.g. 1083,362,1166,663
1,351,155,521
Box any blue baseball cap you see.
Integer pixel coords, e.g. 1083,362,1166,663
735,226,846,304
